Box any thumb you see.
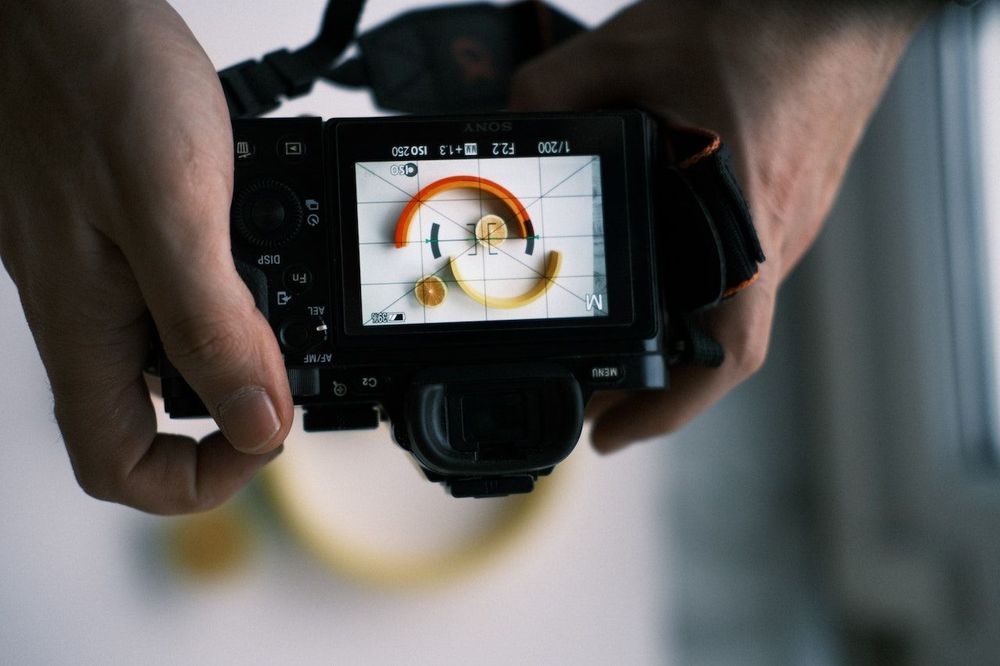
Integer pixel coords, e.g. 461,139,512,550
129,213,292,455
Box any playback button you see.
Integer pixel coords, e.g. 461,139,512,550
277,136,307,162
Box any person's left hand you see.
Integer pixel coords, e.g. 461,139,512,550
507,0,934,452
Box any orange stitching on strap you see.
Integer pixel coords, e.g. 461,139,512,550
722,271,760,299
678,132,721,169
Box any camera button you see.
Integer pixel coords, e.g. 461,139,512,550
283,265,313,295
588,364,626,385
277,136,307,162
355,374,389,395
234,138,256,162
280,319,311,352
234,179,304,248
287,368,321,398
279,316,328,354
250,197,287,233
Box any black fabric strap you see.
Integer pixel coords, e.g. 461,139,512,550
660,126,764,313
217,0,582,119
657,125,765,367
218,0,367,118
326,1,585,114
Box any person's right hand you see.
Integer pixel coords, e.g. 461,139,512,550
0,0,293,514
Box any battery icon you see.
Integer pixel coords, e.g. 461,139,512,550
388,313,406,322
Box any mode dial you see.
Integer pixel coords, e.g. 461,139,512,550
233,179,304,249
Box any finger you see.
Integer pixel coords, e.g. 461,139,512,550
139,240,291,455
19,234,282,513
98,43,293,456
591,367,736,454
591,274,777,452
63,378,282,515
121,180,293,456
585,391,631,421
507,12,641,111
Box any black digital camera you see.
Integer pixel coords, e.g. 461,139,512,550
160,110,759,497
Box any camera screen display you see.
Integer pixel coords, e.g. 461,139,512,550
354,153,607,327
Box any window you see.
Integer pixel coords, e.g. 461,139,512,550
978,2,1000,464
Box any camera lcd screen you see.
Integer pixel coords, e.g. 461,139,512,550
354,154,607,327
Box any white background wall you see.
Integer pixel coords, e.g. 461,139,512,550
10,3,995,665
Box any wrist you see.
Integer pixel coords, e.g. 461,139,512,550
696,1,936,274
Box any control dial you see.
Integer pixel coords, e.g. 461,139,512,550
233,179,304,248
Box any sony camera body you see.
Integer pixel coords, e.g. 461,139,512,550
161,111,671,497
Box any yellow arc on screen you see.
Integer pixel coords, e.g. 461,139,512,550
449,251,562,309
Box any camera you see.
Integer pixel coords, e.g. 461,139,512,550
159,110,755,497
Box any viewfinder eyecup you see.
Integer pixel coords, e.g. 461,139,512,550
405,363,584,478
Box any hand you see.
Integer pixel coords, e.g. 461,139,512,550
509,0,934,452
0,0,292,514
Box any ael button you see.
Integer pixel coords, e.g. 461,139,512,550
279,316,328,354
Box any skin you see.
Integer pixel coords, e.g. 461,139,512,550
0,1,291,514
0,0,937,513
509,0,937,452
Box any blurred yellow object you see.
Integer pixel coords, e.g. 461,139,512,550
165,503,255,580
262,426,566,590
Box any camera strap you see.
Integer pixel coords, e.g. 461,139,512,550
661,125,764,309
218,0,583,118
325,1,585,113
657,123,765,367
219,0,368,118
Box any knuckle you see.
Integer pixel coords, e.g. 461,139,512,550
161,312,251,371
153,452,205,513
723,306,773,379
68,451,122,504
735,334,769,378
509,65,550,107
56,408,122,504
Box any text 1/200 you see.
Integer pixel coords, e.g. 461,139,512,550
537,140,570,155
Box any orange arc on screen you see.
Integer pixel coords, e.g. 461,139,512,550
394,176,533,247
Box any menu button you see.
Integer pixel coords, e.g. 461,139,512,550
590,365,624,383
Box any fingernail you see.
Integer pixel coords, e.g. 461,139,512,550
217,387,281,453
